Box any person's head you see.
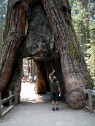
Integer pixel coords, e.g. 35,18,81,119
53,76,57,82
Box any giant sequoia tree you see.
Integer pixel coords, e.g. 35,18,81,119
0,0,93,109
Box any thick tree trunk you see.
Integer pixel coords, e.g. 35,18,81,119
0,1,30,93
41,0,93,108
0,0,93,109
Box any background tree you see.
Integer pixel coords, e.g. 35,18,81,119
0,0,8,56
69,0,95,83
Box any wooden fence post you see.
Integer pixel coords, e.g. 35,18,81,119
9,91,12,106
88,89,93,113
0,93,2,118
15,90,18,106
91,90,95,111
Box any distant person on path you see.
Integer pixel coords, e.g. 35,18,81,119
28,75,32,83
22,77,25,83
49,69,61,111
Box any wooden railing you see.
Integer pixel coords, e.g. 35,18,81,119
0,90,18,118
83,89,95,114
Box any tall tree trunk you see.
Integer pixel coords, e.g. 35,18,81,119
0,0,31,93
41,0,93,108
0,0,93,109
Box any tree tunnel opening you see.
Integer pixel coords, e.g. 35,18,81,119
1,0,66,104
22,59,37,83
21,56,66,103
19,0,66,102
1,0,93,109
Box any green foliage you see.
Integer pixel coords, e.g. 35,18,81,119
23,59,28,65
69,0,95,81
0,0,8,56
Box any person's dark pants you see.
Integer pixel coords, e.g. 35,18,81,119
51,90,59,101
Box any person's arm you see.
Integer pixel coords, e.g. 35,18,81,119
49,69,55,79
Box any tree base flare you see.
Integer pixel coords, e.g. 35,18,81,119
67,92,84,109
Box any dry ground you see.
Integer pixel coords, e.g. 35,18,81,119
0,82,95,126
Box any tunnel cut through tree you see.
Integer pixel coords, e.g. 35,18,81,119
0,0,93,109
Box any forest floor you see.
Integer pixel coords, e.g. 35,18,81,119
0,82,95,126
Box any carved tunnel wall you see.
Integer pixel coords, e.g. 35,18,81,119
1,1,66,102
34,56,66,102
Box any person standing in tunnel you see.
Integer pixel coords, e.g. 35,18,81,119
49,69,61,111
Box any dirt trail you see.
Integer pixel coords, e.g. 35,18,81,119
0,83,95,126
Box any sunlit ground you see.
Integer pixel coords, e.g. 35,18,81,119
20,82,49,103
20,82,36,99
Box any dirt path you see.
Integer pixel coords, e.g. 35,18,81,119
0,82,95,126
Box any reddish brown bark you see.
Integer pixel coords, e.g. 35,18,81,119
0,0,93,109
41,0,92,109
35,61,46,94
0,1,31,93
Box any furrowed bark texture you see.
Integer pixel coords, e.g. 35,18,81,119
0,1,31,93
0,0,93,109
34,58,63,95
41,0,93,109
